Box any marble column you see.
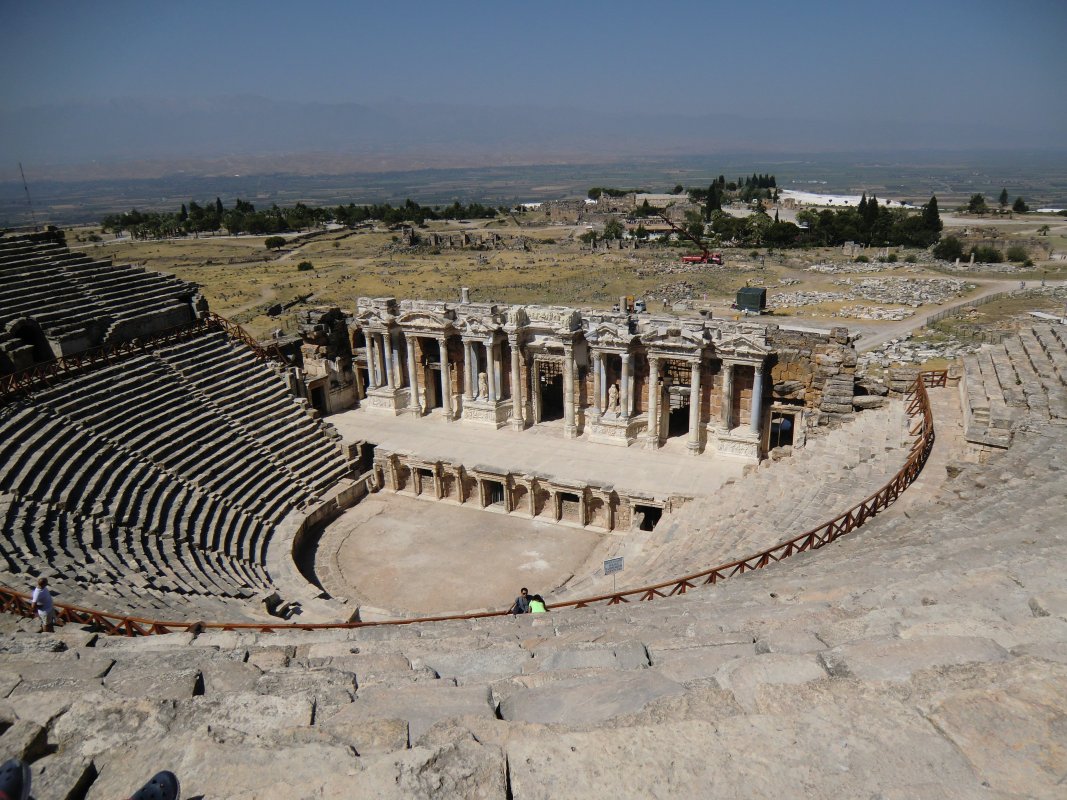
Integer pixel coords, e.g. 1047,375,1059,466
509,337,524,429
687,359,703,453
486,340,498,401
563,344,576,438
437,336,453,420
382,331,394,388
463,341,475,400
591,351,602,415
750,363,764,435
620,352,631,419
405,335,421,415
493,340,503,402
647,356,660,446
721,361,734,430
598,355,608,410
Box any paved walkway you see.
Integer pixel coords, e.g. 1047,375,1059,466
330,409,746,499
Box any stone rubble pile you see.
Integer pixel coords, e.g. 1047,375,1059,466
858,333,979,370
806,261,898,274
831,277,972,306
832,305,914,321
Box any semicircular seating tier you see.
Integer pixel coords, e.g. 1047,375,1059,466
0,230,200,372
0,328,351,620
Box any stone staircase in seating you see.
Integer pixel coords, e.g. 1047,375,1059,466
558,399,910,598
961,323,1067,452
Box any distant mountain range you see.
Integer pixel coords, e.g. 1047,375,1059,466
0,95,1046,181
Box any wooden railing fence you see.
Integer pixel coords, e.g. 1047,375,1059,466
0,370,945,635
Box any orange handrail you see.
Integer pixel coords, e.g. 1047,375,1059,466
0,372,942,635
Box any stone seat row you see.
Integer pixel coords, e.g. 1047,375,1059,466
962,325,1067,449
0,493,273,621
562,402,911,598
0,400,275,567
33,357,313,525
155,333,349,495
1,397,1065,797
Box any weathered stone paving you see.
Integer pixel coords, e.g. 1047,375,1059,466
1,400,1065,797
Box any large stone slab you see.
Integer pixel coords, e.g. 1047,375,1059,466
712,653,828,705
103,667,203,700
820,635,1010,682
324,685,495,742
499,670,683,725
927,663,1067,798
507,691,981,799
531,640,650,672
409,648,532,682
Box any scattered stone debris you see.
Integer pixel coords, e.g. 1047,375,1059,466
858,333,979,370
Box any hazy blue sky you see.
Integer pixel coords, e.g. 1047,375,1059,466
2,0,1065,168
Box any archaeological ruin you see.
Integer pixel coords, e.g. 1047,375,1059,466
1,227,1066,798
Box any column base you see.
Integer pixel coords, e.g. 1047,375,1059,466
364,386,409,415
461,398,511,428
588,412,647,446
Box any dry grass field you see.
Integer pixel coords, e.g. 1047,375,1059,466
66,212,1067,339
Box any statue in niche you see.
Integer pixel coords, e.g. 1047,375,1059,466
478,371,489,400
607,382,620,415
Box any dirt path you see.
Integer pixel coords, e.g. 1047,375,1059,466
853,279,1067,353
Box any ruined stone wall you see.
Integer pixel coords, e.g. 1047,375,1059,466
767,326,857,416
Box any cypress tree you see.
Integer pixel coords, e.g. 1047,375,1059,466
922,196,942,234
998,188,1009,209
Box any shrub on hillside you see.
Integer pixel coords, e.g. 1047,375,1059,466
1006,245,1028,262
297,260,314,272
932,236,963,261
970,245,1003,264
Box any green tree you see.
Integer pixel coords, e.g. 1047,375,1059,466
1012,197,1029,213
672,184,684,194
998,188,1009,209
967,193,988,215
1006,245,1028,262
921,195,942,234
264,236,286,250
297,260,314,271
932,236,964,261
1038,224,1051,236
603,218,625,240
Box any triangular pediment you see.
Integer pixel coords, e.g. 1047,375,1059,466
396,311,452,330
718,333,772,356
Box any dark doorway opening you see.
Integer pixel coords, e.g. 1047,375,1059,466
485,480,505,506
421,338,444,410
667,388,690,438
634,504,663,531
310,386,327,414
769,412,796,449
416,468,434,495
540,373,564,421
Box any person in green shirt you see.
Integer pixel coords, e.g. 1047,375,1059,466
528,594,548,613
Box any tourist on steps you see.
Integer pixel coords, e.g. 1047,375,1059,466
30,577,55,633
529,594,548,613
510,587,530,615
